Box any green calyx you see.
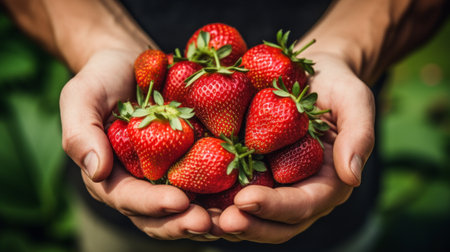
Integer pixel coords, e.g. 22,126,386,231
272,77,330,147
220,134,267,186
185,30,233,66
264,29,316,75
132,81,195,131
184,46,248,87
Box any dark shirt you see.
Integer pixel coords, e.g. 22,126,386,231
70,1,383,251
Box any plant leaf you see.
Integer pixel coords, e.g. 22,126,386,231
238,169,250,185
252,160,267,172
217,45,232,59
169,117,182,131
169,101,182,108
226,158,239,175
132,108,150,117
153,90,164,106
220,142,236,154
273,90,291,98
292,82,300,97
138,115,156,128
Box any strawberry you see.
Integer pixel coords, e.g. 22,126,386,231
189,117,211,140
134,49,168,93
242,30,315,91
184,51,255,137
107,119,144,178
245,79,329,154
185,23,247,66
196,169,274,210
168,137,237,193
168,135,259,194
162,60,202,104
127,82,195,181
268,134,324,184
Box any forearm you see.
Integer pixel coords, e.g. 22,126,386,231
298,0,448,85
2,0,157,72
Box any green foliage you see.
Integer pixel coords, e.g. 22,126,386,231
0,11,74,252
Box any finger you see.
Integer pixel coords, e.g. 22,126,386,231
60,51,135,182
82,167,190,217
60,75,114,181
234,145,353,224
333,82,375,186
219,206,317,244
130,204,213,240
207,208,241,242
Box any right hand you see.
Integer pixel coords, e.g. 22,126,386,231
60,49,214,240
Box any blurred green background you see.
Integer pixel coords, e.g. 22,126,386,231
0,10,449,252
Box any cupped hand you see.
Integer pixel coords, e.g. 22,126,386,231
211,52,376,243
60,49,213,240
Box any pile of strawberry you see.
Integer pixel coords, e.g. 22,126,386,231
107,23,330,210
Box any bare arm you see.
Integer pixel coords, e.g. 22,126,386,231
1,0,158,72
298,0,448,84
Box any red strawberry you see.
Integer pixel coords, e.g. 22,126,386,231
162,61,202,104
134,49,168,93
168,137,237,193
242,30,315,91
185,23,247,66
186,71,254,137
189,117,211,140
168,135,257,194
127,83,195,181
184,52,255,137
268,134,324,184
107,119,144,178
196,169,274,210
245,79,329,154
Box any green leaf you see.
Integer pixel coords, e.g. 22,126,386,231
185,69,205,87
263,40,282,49
296,102,304,113
132,108,150,117
276,29,283,44
138,115,156,128
179,112,195,119
302,93,318,107
292,82,300,97
197,30,210,49
154,112,167,120
217,68,233,75
313,120,330,132
136,85,144,106
186,43,196,59
240,158,251,176
227,158,239,175
253,160,267,172
273,90,291,98
169,117,182,131
278,77,288,92
153,90,164,106
169,101,182,108
178,107,194,114
238,169,250,185
217,45,232,59
221,142,236,154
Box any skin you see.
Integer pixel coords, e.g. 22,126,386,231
2,0,447,244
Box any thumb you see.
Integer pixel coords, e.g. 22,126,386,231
60,73,114,182
333,84,376,187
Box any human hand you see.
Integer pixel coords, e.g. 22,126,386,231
60,49,214,240
210,51,375,243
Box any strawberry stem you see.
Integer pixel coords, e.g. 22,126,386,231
295,85,309,103
238,149,255,159
143,80,154,108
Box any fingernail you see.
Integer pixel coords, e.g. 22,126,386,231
228,231,243,235
237,203,260,213
207,208,223,214
203,233,219,240
187,230,205,235
350,154,363,184
83,151,98,179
